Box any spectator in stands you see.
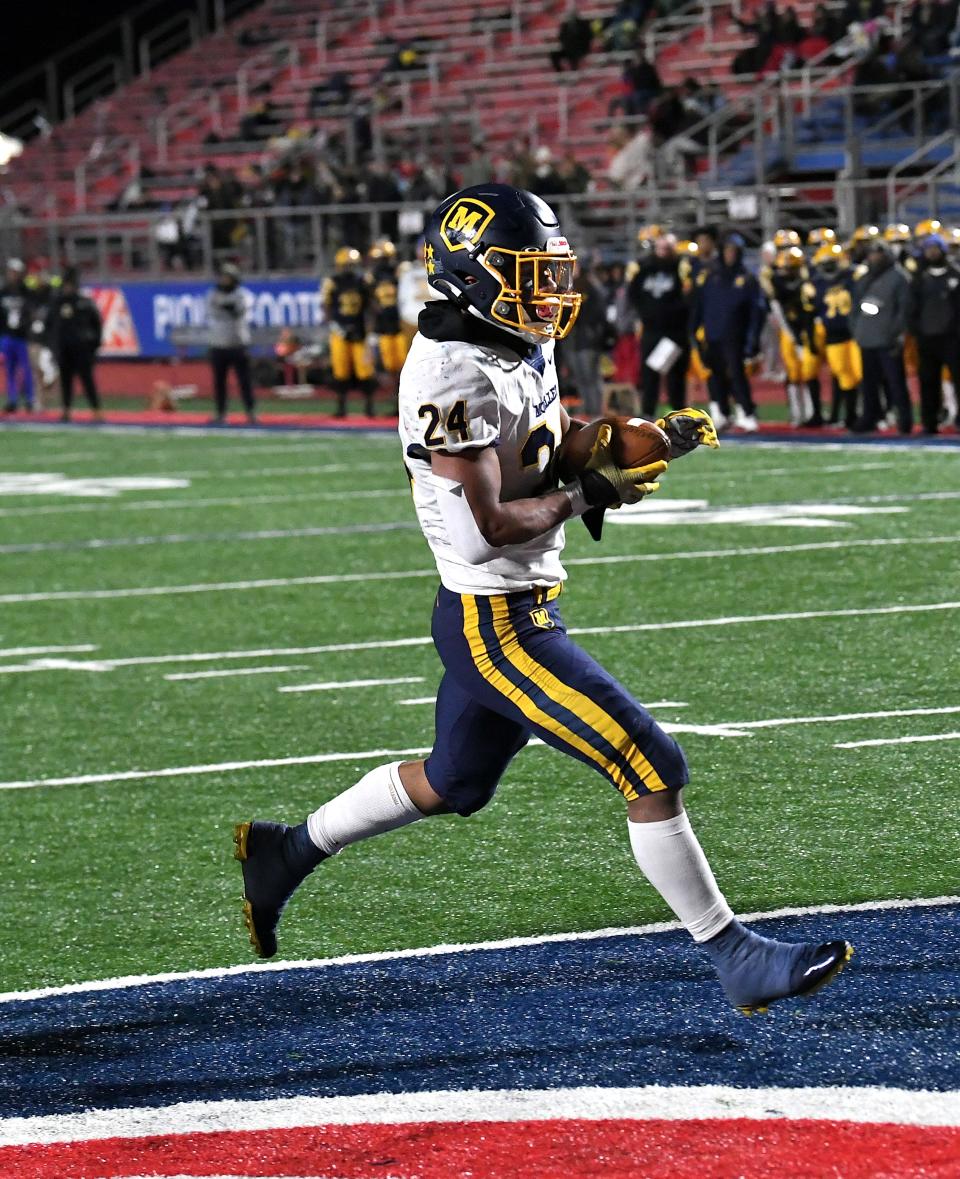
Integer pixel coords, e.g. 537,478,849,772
603,0,650,50
362,160,403,242
850,240,912,433
49,268,103,424
648,88,702,182
561,264,611,415
381,39,424,78
606,124,652,191
198,165,243,253
528,146,567,198
550,3,594,71
733,1,780,73
843,0,885,25
610,51,663,116
207,263,256,425
629,232,689,418
556,150,592,194
853,43,896,114
908,233,960,433
681,77,724,124
309,72,352,115
1,259,35,415
910,0,951,56
811,3,843,43
460,142,494,188
777,7,807,45
239,101,284,142
274,160,323,268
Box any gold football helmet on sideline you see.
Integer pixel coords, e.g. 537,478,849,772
806,227,837,248
773,229,802,249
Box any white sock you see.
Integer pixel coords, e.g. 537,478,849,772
306,762,424,856
628,811,734,942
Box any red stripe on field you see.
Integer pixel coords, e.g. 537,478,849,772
1,1118,958,1179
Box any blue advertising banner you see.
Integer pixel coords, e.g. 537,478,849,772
87,280,324,358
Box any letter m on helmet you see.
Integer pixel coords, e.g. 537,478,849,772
439,198,495,252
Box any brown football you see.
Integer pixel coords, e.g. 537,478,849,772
556,416,671,482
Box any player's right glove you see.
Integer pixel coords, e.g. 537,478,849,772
656,408,720,457
577,423,667,541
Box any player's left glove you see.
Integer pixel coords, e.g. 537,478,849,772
655,408,720,458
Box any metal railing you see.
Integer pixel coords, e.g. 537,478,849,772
63,57,125,121
8,177,960,278
138,8,202,77
153,91,224,166
236,41,301,111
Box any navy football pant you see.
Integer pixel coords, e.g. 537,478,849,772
424,586,689,815
2,336,34,409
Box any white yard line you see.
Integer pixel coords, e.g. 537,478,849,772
5,701,960,790
164,665,309,681
694,460,898,478
278,676,425,693
836,731,960,749
1,1084,957,1147
2,598,960,674
0,520,414,554
0,747,434,791
0,644,96,657
0,894,955,1008
0,488,406,518
4,533,960,605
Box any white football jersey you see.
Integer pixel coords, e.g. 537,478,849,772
398,328,566,595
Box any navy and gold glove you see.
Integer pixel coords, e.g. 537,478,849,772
655,408,720,458
578,423,667,541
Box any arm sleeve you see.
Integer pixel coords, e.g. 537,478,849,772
406,352,501,455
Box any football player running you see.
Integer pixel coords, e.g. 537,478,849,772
235,184,852,1016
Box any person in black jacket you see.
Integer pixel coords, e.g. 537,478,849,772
550,5,593,71
909,233,960,433
689,233,766,431
628,233,688,418
49,268,103,422
561,264,611,416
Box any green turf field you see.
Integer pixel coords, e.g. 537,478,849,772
1,425,958,995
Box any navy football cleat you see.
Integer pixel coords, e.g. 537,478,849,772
233,820,327,958
705,920,854,1016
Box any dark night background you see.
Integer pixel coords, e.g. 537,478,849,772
0,0,251,130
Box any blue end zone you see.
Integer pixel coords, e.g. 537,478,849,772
1,904,957,1119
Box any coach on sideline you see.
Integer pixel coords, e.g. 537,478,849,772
207,263,257,425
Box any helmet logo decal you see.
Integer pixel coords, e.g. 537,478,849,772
439,198,496,252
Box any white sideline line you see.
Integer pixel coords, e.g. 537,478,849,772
2,485,955,522
278,676,425,694
2,598,960,675
0,644,96,657
3,533,960,605
399,696,439,705
164,665,309,681
0,488,407,518
837,731,960,749
1,1084,957,1148
0,894,955,1008
0,519,413,554
5,702,960,790
0,748,434,790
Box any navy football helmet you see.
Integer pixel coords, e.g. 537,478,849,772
423,183,581,341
